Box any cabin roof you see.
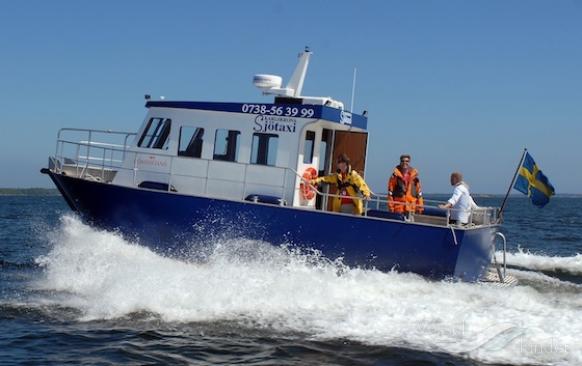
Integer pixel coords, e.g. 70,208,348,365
145,101,368,130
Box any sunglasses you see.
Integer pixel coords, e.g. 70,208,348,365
400,160,410,163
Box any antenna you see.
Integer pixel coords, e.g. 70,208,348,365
350,67,357,112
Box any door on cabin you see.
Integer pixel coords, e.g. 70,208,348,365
315,129,333,210
325,130,368,211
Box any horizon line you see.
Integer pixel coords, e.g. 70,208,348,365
1,188,581,197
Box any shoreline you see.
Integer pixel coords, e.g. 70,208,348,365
0,188,59,196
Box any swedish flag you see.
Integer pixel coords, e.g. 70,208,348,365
513,152,555,207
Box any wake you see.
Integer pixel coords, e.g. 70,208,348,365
31,215,582,366
496,248,582,276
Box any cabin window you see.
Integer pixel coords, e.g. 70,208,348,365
138,118,172,149
319,140,328,171
319,129,333,172
213,129,240,162
303,130,316,164
178,127,205,158
251,133,278,166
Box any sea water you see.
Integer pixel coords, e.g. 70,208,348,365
1,195,581,365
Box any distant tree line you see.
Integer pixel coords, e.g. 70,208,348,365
0,188,58,196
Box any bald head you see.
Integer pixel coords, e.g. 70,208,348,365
450,172,463,186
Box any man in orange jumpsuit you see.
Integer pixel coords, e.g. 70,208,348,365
387,154,424,214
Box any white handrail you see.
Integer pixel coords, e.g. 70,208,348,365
286,167,497,225
53,132,498,227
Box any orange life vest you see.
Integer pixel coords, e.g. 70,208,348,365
387,166,424,213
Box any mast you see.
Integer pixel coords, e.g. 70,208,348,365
498,148,527,222
286,47,312,97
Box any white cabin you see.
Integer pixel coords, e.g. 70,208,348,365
54,49,369,211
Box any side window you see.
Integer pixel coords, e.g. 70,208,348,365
213,129,240,162
303,130,316,164
178,126,205,158
251,133,279,166
319,140,328,171
138,118,171,149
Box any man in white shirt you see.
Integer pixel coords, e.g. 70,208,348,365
439,172,476,225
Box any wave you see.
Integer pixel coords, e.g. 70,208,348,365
506,269,582,291
0,259,40,270
496,248,582,276
32,215,582,366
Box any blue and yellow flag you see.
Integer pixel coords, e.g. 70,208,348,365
513,152,555,207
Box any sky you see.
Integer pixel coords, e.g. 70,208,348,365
1,1,581,193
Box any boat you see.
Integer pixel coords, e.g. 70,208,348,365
41,48,503,282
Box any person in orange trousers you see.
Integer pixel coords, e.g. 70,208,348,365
387,154,424,214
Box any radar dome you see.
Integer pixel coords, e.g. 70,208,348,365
253,74,282,89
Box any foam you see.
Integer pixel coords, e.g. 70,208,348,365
496,248,582,275
35,216,582,365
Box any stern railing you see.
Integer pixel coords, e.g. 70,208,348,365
288,169,498,228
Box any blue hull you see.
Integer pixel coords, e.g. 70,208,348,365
45,171,497,281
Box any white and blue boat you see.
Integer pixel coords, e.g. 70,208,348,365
42,49,502,282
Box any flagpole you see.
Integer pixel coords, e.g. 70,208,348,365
498,148,527,221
